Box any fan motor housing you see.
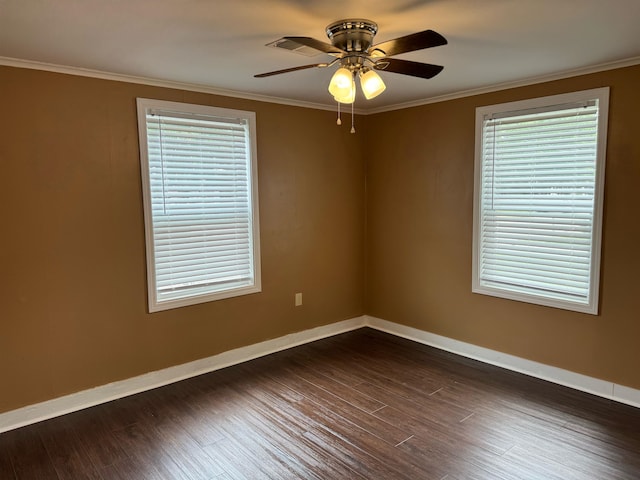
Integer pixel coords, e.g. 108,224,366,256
326,19,378,53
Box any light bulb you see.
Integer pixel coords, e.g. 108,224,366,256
333,86,355,104
329,68,355,104
359,69,386,100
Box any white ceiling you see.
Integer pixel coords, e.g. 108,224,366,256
2,0,640,111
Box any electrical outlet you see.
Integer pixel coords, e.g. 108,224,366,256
295,292,303,306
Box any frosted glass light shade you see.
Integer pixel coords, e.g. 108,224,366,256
329,68,355,104
333,85,355,104
359,69,386,100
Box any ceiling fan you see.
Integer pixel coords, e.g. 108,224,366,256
255,18,447,105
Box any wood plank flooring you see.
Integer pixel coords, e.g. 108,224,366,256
1,328,639,479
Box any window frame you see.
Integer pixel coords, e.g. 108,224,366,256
136,98,261,312
472,87,609,314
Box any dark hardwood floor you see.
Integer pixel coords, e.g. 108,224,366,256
2,328,640,479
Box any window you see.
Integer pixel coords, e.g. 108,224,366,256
137,98,261,312
472,88,609,314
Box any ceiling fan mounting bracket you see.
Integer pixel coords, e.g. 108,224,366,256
326,19,378,53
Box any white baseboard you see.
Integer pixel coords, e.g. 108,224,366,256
364,315,640,409
0,316,364,434
2,314,638,434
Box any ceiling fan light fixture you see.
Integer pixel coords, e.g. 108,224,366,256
333,91,355,104
332,81,355,104
256,19,447,130
329,67,355,104
359,69,386,100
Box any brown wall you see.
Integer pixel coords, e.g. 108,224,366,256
0,66,365,413
365,65,640,390
2,62,639,415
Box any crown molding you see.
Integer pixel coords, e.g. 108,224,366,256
366,56,640,114
0,56,370,114
2,55,640,116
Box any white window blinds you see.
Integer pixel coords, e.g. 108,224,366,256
473,88,608,314
137,99,260,312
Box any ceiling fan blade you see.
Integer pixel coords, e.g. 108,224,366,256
371,30,447,57
374,58,444,79
254,63,329,78
283,36,346,55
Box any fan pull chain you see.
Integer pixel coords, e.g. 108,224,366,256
350,101,355,134
336,101,342,125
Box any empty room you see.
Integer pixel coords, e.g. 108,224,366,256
1,1,640,478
